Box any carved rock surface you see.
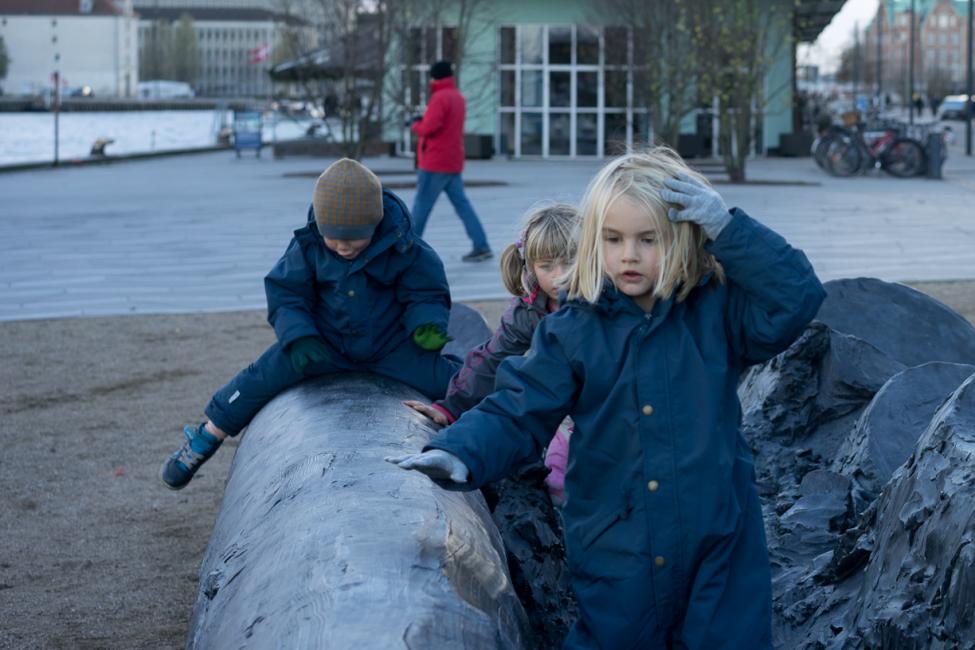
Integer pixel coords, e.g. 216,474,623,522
817,373,975,649
738,280,975,649
483,466,578,649
815,277,975,367
833,362,975,513
739,322,905,515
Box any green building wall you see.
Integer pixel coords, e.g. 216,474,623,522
386,0,799,157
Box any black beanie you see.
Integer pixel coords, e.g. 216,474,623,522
430,60,453,80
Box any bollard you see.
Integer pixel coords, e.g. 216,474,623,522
925,132,946,179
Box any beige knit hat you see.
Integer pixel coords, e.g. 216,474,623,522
312,158,383,239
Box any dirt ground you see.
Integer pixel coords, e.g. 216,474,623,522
0,285,972,649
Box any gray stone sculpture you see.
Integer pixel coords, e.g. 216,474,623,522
740,278,975,649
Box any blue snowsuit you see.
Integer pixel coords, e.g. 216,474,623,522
426,209,826,648
206,189,461,437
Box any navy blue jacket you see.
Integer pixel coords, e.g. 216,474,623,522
427,209,826,646
264,189,450,363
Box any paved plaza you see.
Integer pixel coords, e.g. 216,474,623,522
1,138,974,321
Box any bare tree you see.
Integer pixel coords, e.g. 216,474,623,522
274,0,394,158
592,0,708,150
140,19,174,80
171,14,200,86
697,0,792,182
0,35,9,88
383,0,496,149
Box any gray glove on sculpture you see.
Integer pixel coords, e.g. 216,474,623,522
385,449,470,483
660,172,733,240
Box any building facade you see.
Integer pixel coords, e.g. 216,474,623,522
0,0,138,97
133,0,311,98
865,0,973,96
389,0,833,159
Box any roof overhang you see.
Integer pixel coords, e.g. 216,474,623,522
795,0,847,43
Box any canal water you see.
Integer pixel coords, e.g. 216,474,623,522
0,110,314,166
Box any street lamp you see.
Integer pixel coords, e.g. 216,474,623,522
52,18,60,167
876,6,883,106
967,0,972,156
909,0,916,125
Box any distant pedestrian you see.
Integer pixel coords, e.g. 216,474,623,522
410,60,492,263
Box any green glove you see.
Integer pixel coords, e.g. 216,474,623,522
288,336,330,374
412,323,451,351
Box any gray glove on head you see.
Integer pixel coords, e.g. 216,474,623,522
385,449,470,483
660,172,733,240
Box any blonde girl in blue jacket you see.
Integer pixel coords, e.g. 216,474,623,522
389,147,825,648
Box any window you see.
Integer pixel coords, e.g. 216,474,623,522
549,26,571,64
501,26,515,64
549,113,570,155
550,71,570,107
501,70,516,107
522,70,543,106
605,70,627,107
521,26,544,64
577,26,599,64
605,27,627,65
497,24,642,157
577,71,597,107
442,28,457,61
521,113,543,154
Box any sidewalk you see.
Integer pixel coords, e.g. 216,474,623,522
1,144,974,321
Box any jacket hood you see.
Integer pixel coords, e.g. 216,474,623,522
430,77,457,94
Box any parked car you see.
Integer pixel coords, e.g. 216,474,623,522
937,94,972,121
137,80,195,100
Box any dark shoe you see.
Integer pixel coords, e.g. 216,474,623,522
462,248,493,263
160,423,222,490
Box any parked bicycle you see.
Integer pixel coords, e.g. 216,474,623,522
812,116,927,178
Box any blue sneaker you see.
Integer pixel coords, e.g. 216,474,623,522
160,423,222,490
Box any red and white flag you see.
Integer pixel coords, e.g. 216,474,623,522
249,44,269,65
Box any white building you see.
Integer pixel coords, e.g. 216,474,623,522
133,1,312,98
0,0,138,97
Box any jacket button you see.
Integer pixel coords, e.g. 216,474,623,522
347,290,355,297
654,556,666,567
647,480,659,492
642,404,654,416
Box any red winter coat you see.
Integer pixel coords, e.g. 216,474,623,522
411,77,466,173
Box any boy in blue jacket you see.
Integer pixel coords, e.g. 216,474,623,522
389,148,826,648
162,158,460,490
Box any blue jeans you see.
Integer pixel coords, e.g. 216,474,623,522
411,170,489,251
205,339,461,436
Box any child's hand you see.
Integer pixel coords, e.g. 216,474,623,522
412,323,452,351
661,172,732,240
385,450,470,483
403,400,450,426
288,336,330,374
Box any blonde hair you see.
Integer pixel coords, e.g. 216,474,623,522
565,146,723,304
500,203,580,297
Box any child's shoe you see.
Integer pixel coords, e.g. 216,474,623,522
160,423,222,490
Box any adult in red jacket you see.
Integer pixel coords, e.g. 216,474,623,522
410,60,492,262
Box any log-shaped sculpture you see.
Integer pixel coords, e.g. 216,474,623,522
187,306,533,649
